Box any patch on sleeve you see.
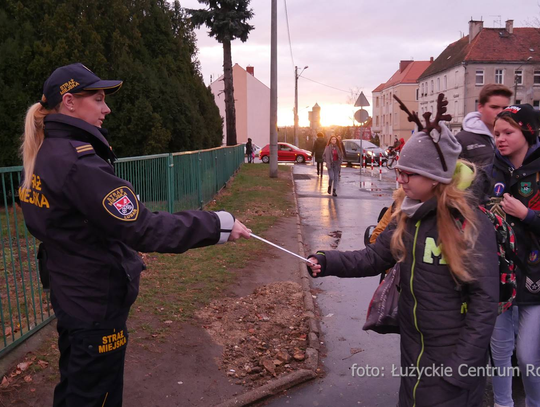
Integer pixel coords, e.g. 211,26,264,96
102,187,139,221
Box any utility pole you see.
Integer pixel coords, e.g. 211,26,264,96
269,0,278,178
294,66,298,147
294,66,308,147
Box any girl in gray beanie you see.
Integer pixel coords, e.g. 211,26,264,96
306,94,500,406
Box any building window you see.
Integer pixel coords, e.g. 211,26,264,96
443,75,447,90
534,71,540,85
416,88,419,101
516,99,521,104
376,97,379,107
534,101,539,110
454,100,458,117
475,70,484,85
421,83,424,96
430,80,434,93
515,70,523,85
376,116,379,126
436,78,440,92
495,69,504,84
455,71,459,88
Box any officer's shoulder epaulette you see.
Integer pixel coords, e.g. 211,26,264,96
69,140,95,158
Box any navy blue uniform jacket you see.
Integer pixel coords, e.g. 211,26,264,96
20,114,234,322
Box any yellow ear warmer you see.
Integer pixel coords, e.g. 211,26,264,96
454,161,475,191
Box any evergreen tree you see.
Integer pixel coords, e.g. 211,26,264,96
187,0,254,146
0,0,223,167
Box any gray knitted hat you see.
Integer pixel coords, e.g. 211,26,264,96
396,122,461,184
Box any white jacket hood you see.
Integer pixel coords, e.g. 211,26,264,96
462,111,493,137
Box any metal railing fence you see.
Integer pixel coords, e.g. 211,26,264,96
0,144,244,357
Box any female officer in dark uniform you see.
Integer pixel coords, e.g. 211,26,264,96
19,63,251,407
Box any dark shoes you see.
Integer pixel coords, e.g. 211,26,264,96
332,190,337,197
327,185,332,194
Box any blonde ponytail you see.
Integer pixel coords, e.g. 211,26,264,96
20,102,50,190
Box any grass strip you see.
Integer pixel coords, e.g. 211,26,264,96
130,164,294,335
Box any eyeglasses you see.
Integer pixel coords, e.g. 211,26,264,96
395,169,419,184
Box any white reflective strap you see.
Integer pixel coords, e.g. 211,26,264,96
216,211,235,244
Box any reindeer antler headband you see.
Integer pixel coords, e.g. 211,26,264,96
393,93,452,172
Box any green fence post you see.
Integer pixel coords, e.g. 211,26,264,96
215,153,219,193
167,154,174,213
197,152,203,209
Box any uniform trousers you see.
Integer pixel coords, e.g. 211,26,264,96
53,303,129,407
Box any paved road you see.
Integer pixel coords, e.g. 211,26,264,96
268,163,399,407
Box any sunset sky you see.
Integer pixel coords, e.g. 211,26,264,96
181,0,538,127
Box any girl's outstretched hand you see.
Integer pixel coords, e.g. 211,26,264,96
307,257,321,277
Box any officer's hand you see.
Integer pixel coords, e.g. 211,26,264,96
228,219,251,241
307,257,321,277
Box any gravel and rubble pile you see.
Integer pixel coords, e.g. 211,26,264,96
196,281,310,388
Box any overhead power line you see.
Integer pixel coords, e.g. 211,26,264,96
300,76,351,93
283,0,295,68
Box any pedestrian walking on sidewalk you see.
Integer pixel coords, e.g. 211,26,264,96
245,137,254,163
487,104,540,407
18,63,251,407
323,135,342,197
307,98,499,406
312,132,326,176
337,135,345,176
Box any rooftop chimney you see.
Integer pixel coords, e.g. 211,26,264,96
399,60,413,73
430,56,434,62
246,66,254,76
469,20,484,43
506,19,514,34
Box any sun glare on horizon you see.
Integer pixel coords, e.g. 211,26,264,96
278,103,371,127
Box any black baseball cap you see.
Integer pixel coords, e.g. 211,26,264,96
41,63,123,109
498,104,540,142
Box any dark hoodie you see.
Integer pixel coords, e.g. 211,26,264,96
488,139,540,305
311,137,326,162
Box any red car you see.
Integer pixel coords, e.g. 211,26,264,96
259,142,312,163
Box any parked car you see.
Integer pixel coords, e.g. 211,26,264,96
252,143,262,157
259,142,312,163
342,139,387,165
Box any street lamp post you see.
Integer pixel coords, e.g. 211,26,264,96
514,56,533,104
294,66,308,147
